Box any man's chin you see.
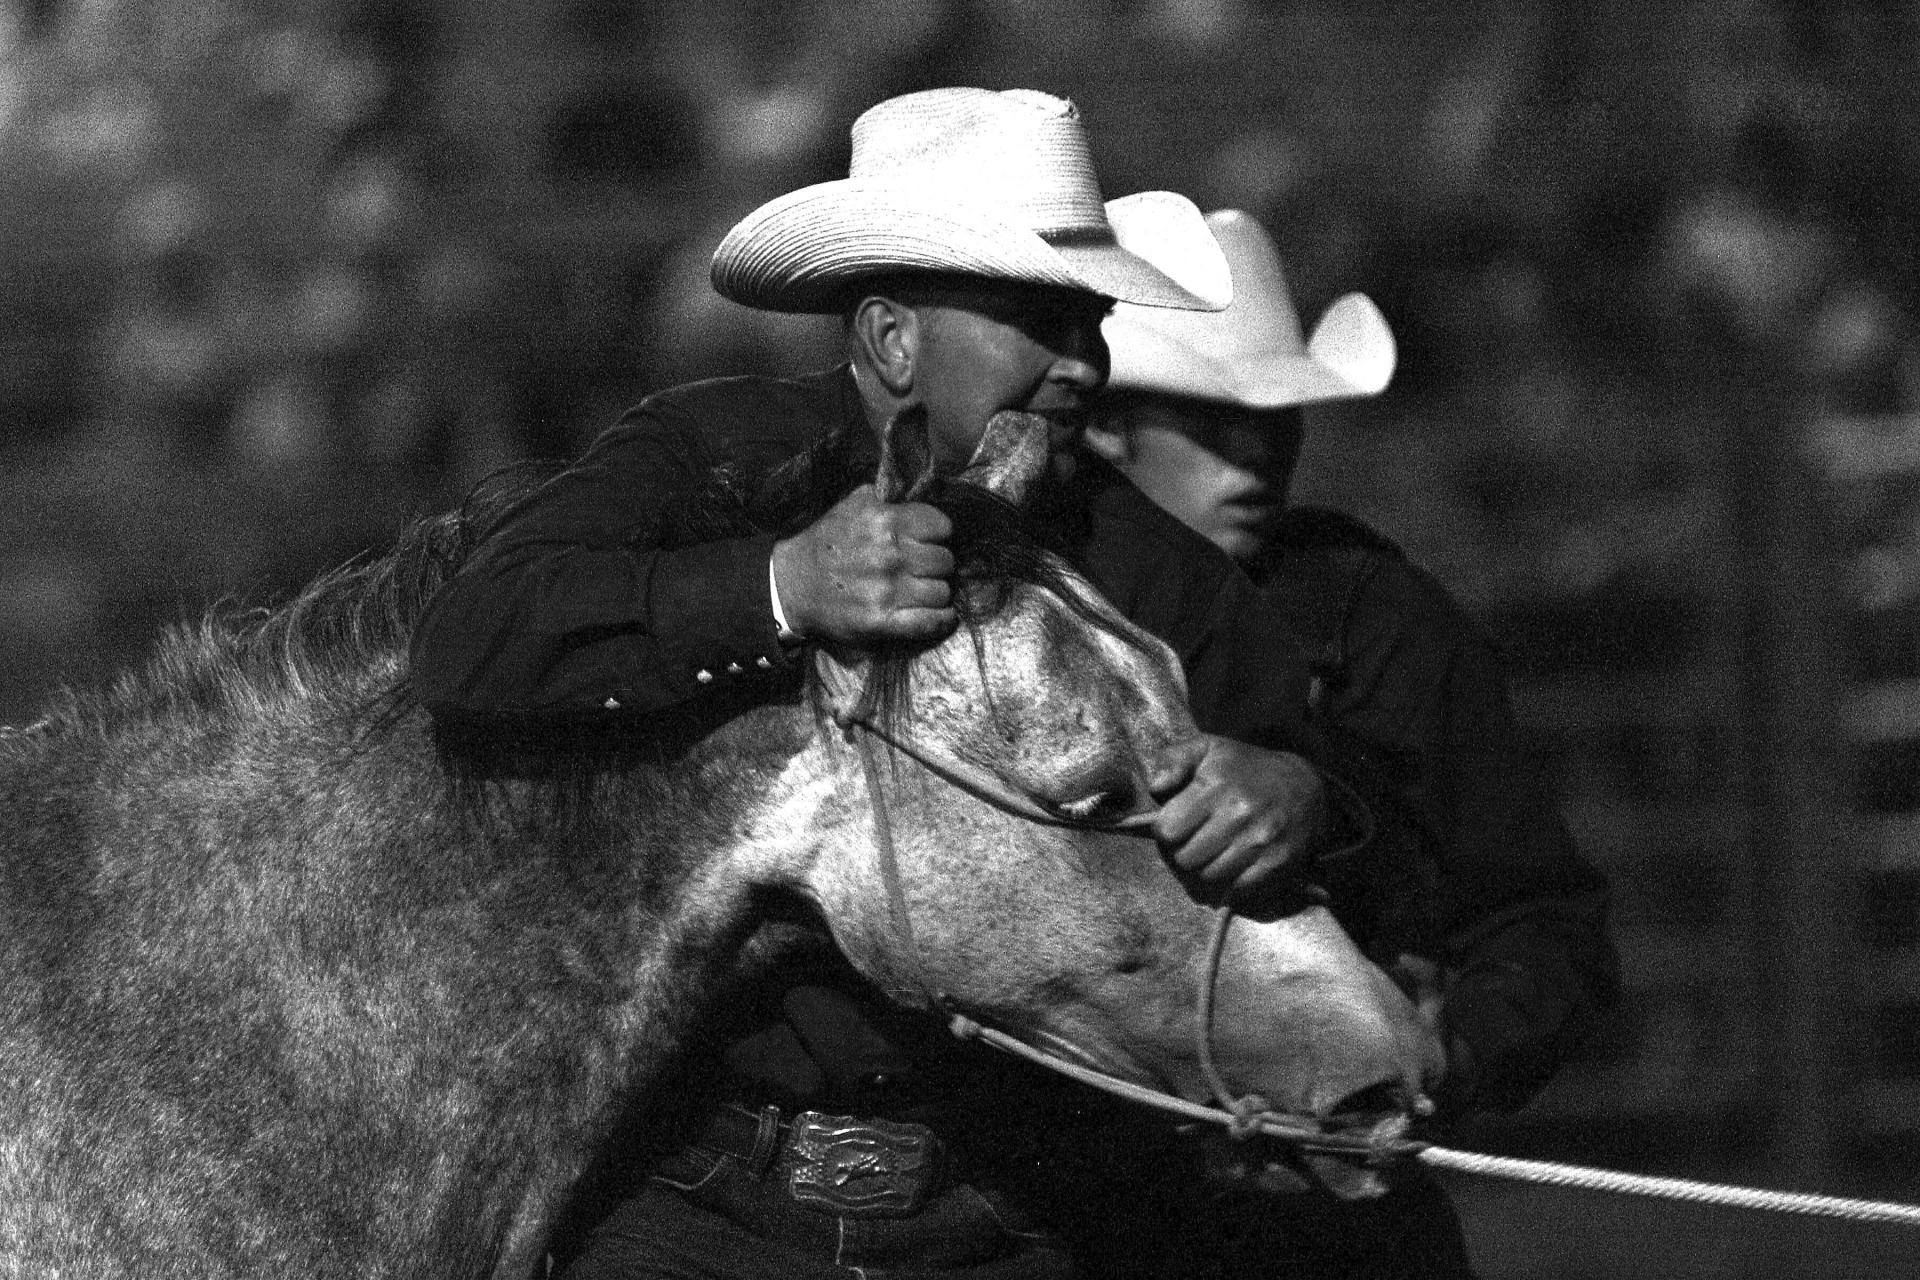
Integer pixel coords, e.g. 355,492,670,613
1213,527,1262,564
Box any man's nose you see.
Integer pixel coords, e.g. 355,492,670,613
1217,420,1274,471
1051,325,1109,389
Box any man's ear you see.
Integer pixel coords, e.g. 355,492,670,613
958,411,1050,505
876,404,936,503
848,294,917,398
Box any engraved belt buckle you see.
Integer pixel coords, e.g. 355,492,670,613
783,1110,943,1217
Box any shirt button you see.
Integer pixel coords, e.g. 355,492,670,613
602,696,621,711
756,656,773,670
726,662,743,675
695,669,714,684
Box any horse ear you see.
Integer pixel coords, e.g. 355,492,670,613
875,405,936,504
958,410,1050,505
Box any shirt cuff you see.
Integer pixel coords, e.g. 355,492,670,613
769,552,802,644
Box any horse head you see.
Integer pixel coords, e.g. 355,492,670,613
768,410,1444,1179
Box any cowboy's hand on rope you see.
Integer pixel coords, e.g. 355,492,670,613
771,485,959,646
1146,736,1329,900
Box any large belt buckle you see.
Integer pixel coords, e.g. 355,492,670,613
783,1110,943,1218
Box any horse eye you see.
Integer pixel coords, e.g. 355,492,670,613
1051,787,1133,824
1054,793,1109,821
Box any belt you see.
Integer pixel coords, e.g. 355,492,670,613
686,1103,950,1218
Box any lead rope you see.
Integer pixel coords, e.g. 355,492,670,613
1195,909,1281,1138
841,713,1920,1225
1412,1148,1920,1227
852,722,930,992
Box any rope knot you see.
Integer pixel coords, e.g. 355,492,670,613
1223,1092,1275,1141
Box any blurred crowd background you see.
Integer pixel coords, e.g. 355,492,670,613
4,0,1920,1274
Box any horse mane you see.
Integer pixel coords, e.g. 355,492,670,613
33,426,1132,753
40,465,560,739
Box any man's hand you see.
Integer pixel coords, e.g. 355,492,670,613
1392,953,1481,1120
1146,735,1329,900
771,484,958,646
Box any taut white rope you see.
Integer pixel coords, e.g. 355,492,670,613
1413,1145,1920,1226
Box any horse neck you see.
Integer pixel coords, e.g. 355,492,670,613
523,699,850,1057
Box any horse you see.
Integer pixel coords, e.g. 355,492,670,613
0,414,1441,1278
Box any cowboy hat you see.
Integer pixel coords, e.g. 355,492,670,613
1102,208,1395,408
710,88,1232,315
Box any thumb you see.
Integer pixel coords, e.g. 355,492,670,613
1146,736,1208,797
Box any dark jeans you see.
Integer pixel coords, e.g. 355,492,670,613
558,1143,1076,1280
557,1156,1474,1280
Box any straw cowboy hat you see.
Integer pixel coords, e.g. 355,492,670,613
1103,208,1396,408
711,87,1232,315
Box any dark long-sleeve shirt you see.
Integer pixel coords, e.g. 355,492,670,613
410,365,1320,748
410,374,857,722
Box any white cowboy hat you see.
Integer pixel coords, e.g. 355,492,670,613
1103,208,1396,408
710,88,1232,315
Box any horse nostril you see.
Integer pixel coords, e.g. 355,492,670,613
1325,1080,1410,1124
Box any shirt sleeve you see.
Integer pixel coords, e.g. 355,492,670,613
407,393,800,723
1326,557,1620,1116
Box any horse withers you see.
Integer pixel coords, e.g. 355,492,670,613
0,421,1440,1278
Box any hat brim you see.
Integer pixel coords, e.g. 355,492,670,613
712,180,1230,314
1105,292,1396,409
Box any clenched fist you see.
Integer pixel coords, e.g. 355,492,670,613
1147,735,1330,900
770,484,958,646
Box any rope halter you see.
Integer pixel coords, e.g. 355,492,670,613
830,698,1425,1165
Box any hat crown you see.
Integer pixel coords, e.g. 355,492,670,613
1102,208,1394,407
1212,212,1307,351
847,88,1109,237
710,87,1228,314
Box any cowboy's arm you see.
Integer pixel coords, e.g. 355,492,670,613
1060,467,1370,892
1334,561,1619,1116
409,402,795,723
1425,635,1617,1115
